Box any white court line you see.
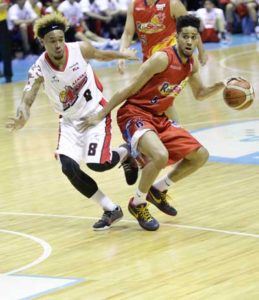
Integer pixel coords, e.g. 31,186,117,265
219,49,259,75
0,212,259,239
0,229,52,277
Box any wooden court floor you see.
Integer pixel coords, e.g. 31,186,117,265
0,43,259,299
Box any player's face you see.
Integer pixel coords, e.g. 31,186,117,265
42,30,65,60
177,27,199,58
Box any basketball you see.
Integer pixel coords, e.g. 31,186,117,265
223,78,254,110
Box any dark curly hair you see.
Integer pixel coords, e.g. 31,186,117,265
176,15,201,34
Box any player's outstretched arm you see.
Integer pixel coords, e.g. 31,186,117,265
188,57,224,100
81,52,169,131
80,41,138,62
6,65,42,131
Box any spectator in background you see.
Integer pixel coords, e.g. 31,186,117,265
80,0,112,32
58,0,114,48
105,0,130,39
80,0,122,42
196,0,227,42
7,0,38,56
0,0,12,82
45,0,60,14
27,0,45,17
225,0,257,33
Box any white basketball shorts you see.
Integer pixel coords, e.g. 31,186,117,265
55,101,112,164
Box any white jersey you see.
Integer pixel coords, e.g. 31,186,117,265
26,42,103,120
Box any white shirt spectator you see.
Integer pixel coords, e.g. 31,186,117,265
196,7,225,29
80,0,90,14
7,1,37,30
116,0,130,12
58,0,83,26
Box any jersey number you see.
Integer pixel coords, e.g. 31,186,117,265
84,89,93,102
88,143,97,156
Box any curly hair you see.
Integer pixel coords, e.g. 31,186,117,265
176,15,201,34
34,13,69,39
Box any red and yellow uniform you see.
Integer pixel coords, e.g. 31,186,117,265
117,46,202,165
133,0,177,60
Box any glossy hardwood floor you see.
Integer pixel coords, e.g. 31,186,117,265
0,43,259,300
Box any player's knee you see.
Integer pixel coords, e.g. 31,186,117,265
152,149,169,169
192,146,209,167
60,155,79,179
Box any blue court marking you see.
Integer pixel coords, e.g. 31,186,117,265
0,34,258,84
191,120,259,165
8,274,85,300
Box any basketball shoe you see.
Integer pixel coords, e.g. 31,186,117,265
93,206,123,231
119,144,139,185
128,198,160,231
146,186,177,216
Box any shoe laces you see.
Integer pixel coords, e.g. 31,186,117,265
120,158,132,173
100,210,113,221
136,204,153,222
160,191,170,206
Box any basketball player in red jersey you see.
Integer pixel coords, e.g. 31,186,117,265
118,0,208,74
84,15,226,231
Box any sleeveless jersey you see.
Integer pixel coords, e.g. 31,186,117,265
28,42,103,120
133,0,176,60
127,46,193,114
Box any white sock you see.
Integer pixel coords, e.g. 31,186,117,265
91,189,117,211
153,175,174,192
132,188,147,206
114,146,128,162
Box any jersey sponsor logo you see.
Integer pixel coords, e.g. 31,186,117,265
59,73,88,111
159,78,188,97
136,13,166,34
69,62,80,72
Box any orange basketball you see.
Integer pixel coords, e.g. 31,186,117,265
223,78,254,110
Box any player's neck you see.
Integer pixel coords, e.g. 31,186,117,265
175,45,189,64
146,0,157,6
48,53,67,70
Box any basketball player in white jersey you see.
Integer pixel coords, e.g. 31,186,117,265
6,13,139,231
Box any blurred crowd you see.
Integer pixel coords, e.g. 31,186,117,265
0,0,259,83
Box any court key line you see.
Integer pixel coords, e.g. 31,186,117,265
219,49,259,75
0,229,52,277
1,211,259,239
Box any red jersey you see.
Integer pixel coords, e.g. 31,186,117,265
133,0,177,60
126,46,193,114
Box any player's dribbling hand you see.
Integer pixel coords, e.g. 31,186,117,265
5,110,28,132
